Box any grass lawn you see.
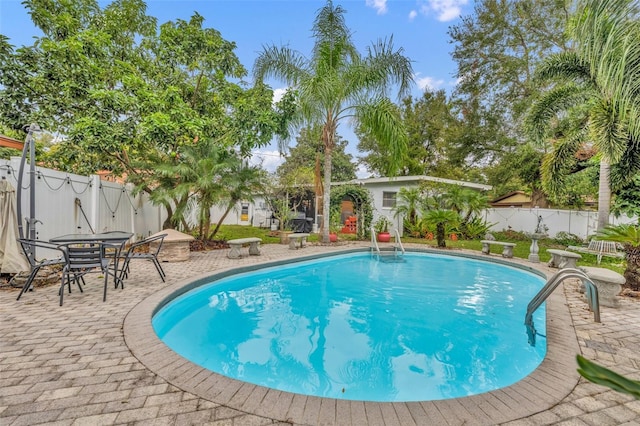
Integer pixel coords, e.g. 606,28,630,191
213,225,626,274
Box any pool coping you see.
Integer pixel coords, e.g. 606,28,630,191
124,247,581,425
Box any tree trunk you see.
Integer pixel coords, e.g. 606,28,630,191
436,223,446,248
624,244,640,291
597,159,611,231
322,145,333,243
201,207,211,240
530,188,550,208
162,203,175,230
209,201,235,239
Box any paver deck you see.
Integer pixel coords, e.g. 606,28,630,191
2,242,639,425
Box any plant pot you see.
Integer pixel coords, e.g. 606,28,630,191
329,232,338,243
377,232,391,243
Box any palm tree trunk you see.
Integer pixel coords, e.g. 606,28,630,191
624,244,640,291
597,159,611,231
209,201,235,239
322,145,333,243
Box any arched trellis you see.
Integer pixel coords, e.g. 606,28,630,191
330,184,373,240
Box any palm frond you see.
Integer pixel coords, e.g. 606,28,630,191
252,45,309,85
525,83,591,143
589,97,629,163
541,129,585,197
534,51,592,85
355,97,407,175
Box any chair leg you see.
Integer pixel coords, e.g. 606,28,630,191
152,258,166,282
17,267,39,301
117,259,131,288
59,274,66,306
103,269,109,302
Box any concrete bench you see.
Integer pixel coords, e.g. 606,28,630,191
547,249,582,269
288,233,310,250
227,237,262,259
481,240,516,258
580,266,626,308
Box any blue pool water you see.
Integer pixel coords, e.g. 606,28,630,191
153,252,547,402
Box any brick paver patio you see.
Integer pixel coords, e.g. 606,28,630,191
1,242,639,425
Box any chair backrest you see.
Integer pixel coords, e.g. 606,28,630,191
18,238,65,267
63,243,106,270
587,239,618,254
127,234,167,256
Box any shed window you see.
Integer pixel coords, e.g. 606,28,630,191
382,191,397,208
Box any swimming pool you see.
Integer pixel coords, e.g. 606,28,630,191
152,252,547,402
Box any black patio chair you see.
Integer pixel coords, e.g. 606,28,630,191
16,239,68,301
58,242,112,306
118,233,167,284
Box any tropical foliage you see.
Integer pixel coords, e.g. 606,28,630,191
392,184,492,245
526,0,640,230
597,224,640,290
0,0,292,238
577,355,640,399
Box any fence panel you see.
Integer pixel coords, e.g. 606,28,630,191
0,157,163,244
484,207,637,240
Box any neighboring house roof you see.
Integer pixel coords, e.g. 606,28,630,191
0,134,25,151
490,191,531,207
335,175,492,191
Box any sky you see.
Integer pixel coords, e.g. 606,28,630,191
0,0,474,177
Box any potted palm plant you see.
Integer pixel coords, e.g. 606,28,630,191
374,216,392,243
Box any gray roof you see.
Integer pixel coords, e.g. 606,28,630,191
334,175,492,191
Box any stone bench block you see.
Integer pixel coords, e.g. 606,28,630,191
580,266,626,308
547,249,582,269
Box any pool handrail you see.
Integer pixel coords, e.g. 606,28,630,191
525,267,599,345
371,227,381,257
394,228,405,255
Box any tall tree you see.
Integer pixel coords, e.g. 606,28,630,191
449,0,570,138
253,0,413,243
0,0,291,228
526,0,640,230
448,0,572,194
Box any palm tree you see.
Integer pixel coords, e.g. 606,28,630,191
209,163,266,239
598,224,640,290
253,1,413,243
422,209,459,248
392,187,422,232
526,0,640,231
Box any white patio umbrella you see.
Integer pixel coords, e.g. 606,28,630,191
0,179,30,274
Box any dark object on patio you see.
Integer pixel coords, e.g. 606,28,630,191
58,242,111,306
119,234,167,283
16,238,67,301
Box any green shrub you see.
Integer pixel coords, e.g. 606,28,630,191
553,231,583,247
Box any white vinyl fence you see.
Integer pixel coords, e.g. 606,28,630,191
2,154,637,245
1,157,164,244
484,207,637,240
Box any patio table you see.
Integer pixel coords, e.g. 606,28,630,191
50,232,134,288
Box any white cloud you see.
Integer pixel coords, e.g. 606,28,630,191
418,0,468,22
250,149,284,173
408,10,418,21
366,0,388,15
272,87,287,104
415,74,445,91
356,164,372,179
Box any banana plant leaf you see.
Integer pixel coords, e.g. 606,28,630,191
577,355,640,399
